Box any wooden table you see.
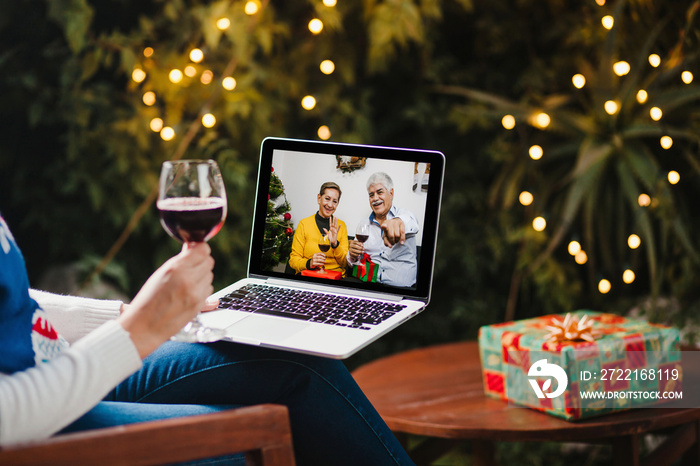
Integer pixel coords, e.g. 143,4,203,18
352,341,700,466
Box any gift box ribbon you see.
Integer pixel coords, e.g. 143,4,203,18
352,253,378,282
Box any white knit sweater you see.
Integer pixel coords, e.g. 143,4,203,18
0,291,142,446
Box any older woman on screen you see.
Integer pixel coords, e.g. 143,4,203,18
289,182,349,276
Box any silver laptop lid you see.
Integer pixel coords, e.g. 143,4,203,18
247,137,445,303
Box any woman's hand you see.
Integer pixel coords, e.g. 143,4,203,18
117,242,215,358
323,215,339,246
309,252,327,269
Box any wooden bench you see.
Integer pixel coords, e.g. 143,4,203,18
0,404,295,465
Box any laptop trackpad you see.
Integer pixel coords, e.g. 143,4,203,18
226,314,308,342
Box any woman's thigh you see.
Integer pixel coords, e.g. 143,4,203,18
106,341,413,466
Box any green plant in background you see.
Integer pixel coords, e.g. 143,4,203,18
437,0,700,328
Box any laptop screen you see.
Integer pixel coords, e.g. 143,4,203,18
248,138,445,301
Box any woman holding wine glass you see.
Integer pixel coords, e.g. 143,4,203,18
0,164,414,464
289,181,349,277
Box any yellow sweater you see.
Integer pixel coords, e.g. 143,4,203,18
289,214,348,276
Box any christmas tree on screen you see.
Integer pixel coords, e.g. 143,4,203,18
262,167,294,271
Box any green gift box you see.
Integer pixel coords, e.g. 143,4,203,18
478,310,682,420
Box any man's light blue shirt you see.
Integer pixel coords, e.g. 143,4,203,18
349,205,419,287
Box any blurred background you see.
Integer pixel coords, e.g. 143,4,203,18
1,0,699,462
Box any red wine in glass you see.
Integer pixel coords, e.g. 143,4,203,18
318,243,331,253
158,197,225,243
355,222,371,243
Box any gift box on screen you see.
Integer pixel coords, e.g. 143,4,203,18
478,310,682,421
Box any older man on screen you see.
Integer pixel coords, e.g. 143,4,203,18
347,172,419,287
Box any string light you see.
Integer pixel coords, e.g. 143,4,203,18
244,1,259,15
532,216,546,231
318,125,331,140
132,68,146,83
320,60,335,75
502,115,516,129
668,171,680,185
533,112,550,128
568,240,581,255
160,127,175,141
682,71,694,84
309,19,324,34
575,250,588,264
628,234,641,249
636,89,648,104
529,145,543,160
301,95,317,110
217,18,231,30
519,191,533,206
183,66,196,78
143,47,154,58
142,91,156,106
660,136,673,149
604,100,619,115
613,61,630,76
648,54,661,67
595,0,606,5
323,0,337,6
201,70,213,84
598,279,611,294
202,113,216,128
623,269,635,284
572,74,586,89
601,15,614,30
189,48,204,63
169,69,183,83
222,77,237,90
149,118,163,132
638,193,651,207
649,107,662,121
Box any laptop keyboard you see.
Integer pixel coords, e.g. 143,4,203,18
216,284,406,330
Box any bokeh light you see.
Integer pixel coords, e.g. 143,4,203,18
628,234,641,249
572,74,586,89
318,125,331,140
532,216,546,231
320,60,335,75
160,127,175,141
202,113,216,128
142,91,156,106
568,241,581,256
636,89,648,104
529,145,543,160
309,19,323,34
623,269,635,284
601,15,614,29
502,114,516,130
638,193,651,207
575,250,588,264
668,171,680,185
132,68,146,83
169,69,183,83
682,71,694,84
301,95,317,110
613,61,630,76
649,107,662,121
222,77,237,90
519,191,533,206
604,100,619,115
149,118,163,132
660,136,673,149
216,18,231,30
189,48,204,63
649,54,661,67
598,279,611,294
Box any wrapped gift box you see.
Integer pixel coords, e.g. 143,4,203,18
300,269,342,280
478,310,682,420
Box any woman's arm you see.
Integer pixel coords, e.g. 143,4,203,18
0,320,142,446
28,290,122,345
288,219,309,272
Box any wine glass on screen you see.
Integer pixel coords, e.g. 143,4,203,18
317,235,330,273
355,222,371,244
157,159,227,343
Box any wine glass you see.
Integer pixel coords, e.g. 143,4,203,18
157,159,227,343
317,235,330,273
355,222,371,244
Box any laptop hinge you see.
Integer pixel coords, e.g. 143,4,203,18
264,277,404,302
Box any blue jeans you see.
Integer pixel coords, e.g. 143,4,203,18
60,341,414,465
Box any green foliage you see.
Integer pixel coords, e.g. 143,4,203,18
1,0,700,368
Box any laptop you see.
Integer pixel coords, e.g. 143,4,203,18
200,137,445,359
